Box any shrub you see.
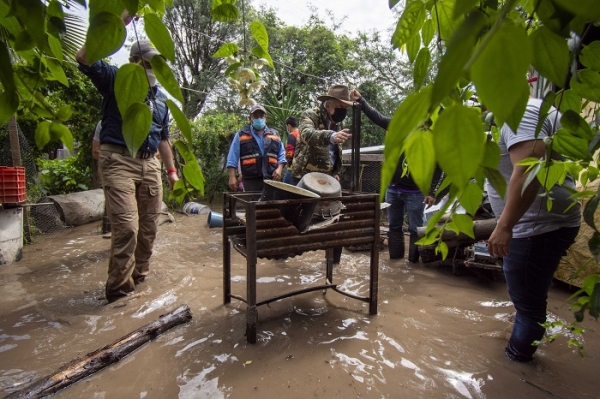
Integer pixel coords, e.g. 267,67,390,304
37,156,91,196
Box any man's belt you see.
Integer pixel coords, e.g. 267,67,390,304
100,144,154,159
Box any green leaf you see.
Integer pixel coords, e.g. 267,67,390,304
251,46,274,68
56,105,72,122
584,195,599,232
431,11,485,107
530,26,570,87
150,56,184,103
421,18,434,47
224,62,242,77
436,241,449,259
458,181,483,216
537,161,566,191
115,63,148,118
146,0,165,13
122,102,152,157
413,47,431,90
212,43,239,58
89,0,124,18
453,0,478,19
405,130,435,194
144,13,175,62
49,122,74,152
570,69,600,103
211,4,239,22
406,33,421,63
34,121,51,150
0,41,15,91
13,31,35,52
480,140,500,169
120,0,139,15
382,86,433,199
553,128,591,160
580,41,600,72
45,58,69,87
561,110,593,139
552,0,600,22
452,213,475,239
391,0,426,49
86,12,127,64
0,90,19,125
589,283,600,319
166,99,192,144
588,232,600,262
433,105,486,188
484,167,507,199
173,140,205,194
14,0,45,48
250,21,269,52
48,35,64,62
471,21,531,133
431,0,464,41
47,1,66,35
554,89,581,115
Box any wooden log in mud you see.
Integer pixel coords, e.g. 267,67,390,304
5,304,193,399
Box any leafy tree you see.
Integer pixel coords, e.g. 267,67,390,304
187,112,244,201
164,0,241,118
386,0,600,336
259,10,358,109
1,0,205,201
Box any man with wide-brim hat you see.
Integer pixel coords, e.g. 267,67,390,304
291,83,354,264
291,84,353,183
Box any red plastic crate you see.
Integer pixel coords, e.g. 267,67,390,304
0,166,26,204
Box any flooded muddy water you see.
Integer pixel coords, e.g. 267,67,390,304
0,211,598,398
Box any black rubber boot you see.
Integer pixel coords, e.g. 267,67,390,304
388,231,405,260
333,246,342,264
407,235,419,263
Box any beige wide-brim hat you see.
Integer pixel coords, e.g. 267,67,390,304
317,84,353,106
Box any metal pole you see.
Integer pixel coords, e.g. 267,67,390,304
351,103,361,192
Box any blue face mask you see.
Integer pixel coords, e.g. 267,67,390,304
252,118,266,130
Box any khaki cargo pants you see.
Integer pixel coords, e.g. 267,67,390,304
99,148,162,301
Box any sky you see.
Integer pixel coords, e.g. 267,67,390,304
97,0,399,65
255,0,398,36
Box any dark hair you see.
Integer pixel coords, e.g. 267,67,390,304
285,116,298,128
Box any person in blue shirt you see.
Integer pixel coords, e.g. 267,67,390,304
226,104,286,193
76,11,178,303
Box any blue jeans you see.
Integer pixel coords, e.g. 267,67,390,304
283,169,294,185
385,188,425,261
503,226,579,361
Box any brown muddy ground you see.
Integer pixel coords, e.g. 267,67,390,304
0,211,598,399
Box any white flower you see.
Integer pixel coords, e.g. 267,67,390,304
251,58,270,69
226,77,243,90
236,67,256,84
225,55,239,65
248,80,266,91
238,97,256,107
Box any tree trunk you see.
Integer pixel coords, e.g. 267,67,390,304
5,304,193,399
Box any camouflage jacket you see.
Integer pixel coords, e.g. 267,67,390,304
291,104,343,180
